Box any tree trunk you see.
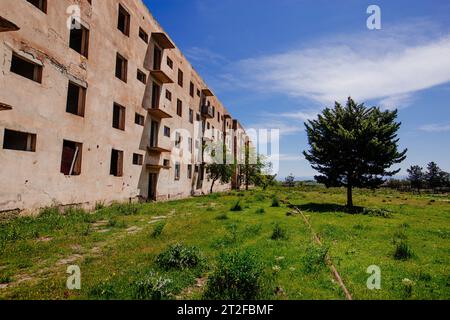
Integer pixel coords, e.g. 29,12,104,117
346,185,353,209
210,179,216,194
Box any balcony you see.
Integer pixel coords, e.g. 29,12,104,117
0,16,19,32
201,105,214,119
147,145,172,154
151,32,175,49
146,164,171,170
148,106,172,119
0,102,12,111
202,88,214,97
150,70,173,84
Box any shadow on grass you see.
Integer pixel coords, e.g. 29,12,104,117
295,203,365,214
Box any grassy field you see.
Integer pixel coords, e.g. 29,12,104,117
0,185,449,300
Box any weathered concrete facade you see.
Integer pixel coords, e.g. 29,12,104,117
0,0,247,214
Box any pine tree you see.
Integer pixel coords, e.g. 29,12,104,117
425,162,448,192
303,97,407,209
407,165,424,193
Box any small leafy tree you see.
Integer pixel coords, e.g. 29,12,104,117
205,143,234,194
425,162,449,192
284,174,295,187
407,165,424,193
303,97,407,208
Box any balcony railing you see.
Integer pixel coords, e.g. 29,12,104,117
201,105,214,119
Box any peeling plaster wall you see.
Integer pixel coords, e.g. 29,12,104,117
0,0,239,215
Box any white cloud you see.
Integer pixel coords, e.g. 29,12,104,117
235,27,450,107
419,123,450,132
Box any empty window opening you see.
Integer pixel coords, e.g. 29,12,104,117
164,126,171,137
153,46,162,70
10,53,42,83
175,162,180,181
176,99,182,117
139,27,149,43
133,153,143,165
150,121,159,148
151,83,161,108
188,164,192,179
66,81,86,117
27,0,47,13
190,82,195,97
167,57,173,69
69,23,89,58
3,129,36,152
163,159,170,167
117,4,130,36
135,113,145,126
189,109,194,124
115,53,128,82
110,149,124,177
178,69,183,87
60,140,82,176
137,69,147,84
113,103,126,131
165,89,172,101
175,132,181,149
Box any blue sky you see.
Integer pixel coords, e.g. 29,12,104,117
144,0,450,179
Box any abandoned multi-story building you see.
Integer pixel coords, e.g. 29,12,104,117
0,0,249,214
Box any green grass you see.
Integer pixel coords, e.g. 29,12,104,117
0,186,449,300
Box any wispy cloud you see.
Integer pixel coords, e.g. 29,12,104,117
185,47,228,65
419,123,450,132
233,23,450,108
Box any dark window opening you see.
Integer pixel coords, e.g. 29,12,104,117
133,153,143,165
3,129,36,152
153,46,162,70
165,89,172,101
10,53,42,83
117,4,130,36
175,162,180,181
164,126,171,137
69,24,89,58
178,69,183,87
113,103,126,131
27,0,47,13
189,109,194,124
137,69,147,84
167,57,173,69
60,140,82,176
115,53,128,82
187,164,192,179
189,82,194,97
139,27,148,43
110,149,124,177
151,82,160,108
66,81,86,117
135,113,144,126
150,121,159,148
163,159,170,167
176,99,182,117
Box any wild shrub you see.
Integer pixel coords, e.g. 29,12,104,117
394,241,414,260
271,223,287,240
302,244,329,273
156,243,202,270
244,224,262,236
88,281,116,299
215,213,228,220
108,218,126,228
133,271,173,300
362,207,392,218
271,197,280,208
111,203,139,216
254,193,265,202
95,202,105,211
151,221,166,238
255,208,265,214
203,250,264,300
230,201,242,212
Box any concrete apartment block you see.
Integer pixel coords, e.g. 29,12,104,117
0,0,248,215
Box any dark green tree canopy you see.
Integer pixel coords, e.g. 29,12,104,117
303,97,407,207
